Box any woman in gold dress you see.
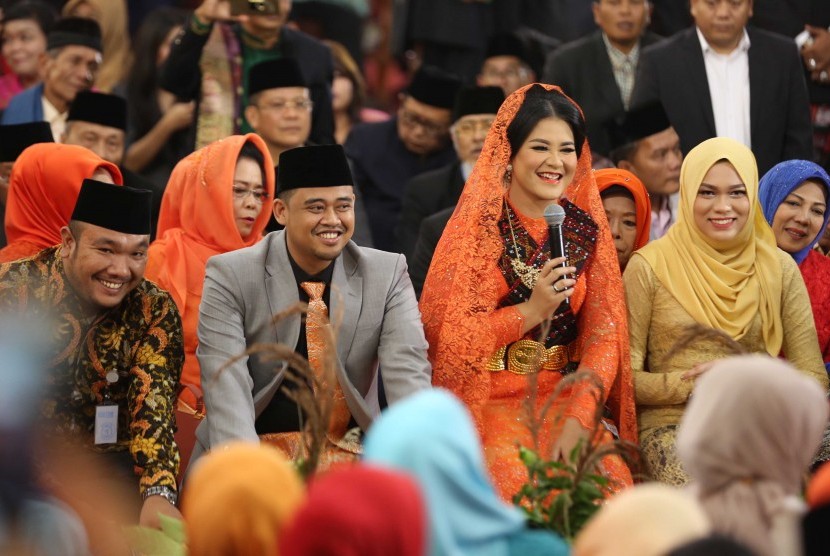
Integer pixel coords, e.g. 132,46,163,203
624,137,828,485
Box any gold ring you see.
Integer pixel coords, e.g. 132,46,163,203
552,282,563,293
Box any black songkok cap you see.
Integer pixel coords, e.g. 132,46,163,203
47,17,102,52
486,32,530,64
248,58,308,97
607,101,672,151
71,180,152,235
277,145,354,194
406,65,462,110
67,91,127,131
0,122,53,162
452,86,505,123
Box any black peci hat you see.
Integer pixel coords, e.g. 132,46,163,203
277,145,354,194
248,58,308,98
406,65,462,110
607,101,672,152
0,122,53,162
71,180,152,235
452,86,505,123
67,91,127,131
47,17,102,52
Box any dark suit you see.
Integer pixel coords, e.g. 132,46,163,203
160,19,334,146
344,118,456,252
409,205,453,299
397,161,464,259
631,26,812,175
542,31,663,156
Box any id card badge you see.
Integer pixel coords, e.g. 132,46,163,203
94,404,118,444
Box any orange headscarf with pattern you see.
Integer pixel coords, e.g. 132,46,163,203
0,143,122,262
419,83,636,444
595,168,652,251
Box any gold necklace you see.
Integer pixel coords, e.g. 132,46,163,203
505,198,540,289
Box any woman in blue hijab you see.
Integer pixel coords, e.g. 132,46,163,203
759,159,830,371
362,389,569,556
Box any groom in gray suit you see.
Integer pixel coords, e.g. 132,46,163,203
194,144,432,457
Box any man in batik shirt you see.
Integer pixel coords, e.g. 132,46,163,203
0,179,183,528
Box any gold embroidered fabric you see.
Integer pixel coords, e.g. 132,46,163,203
625,249,828,435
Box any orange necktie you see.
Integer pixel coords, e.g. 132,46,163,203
300,282,351,445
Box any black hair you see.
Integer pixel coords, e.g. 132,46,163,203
125,7,188,139
609,141,639,166
506,84,586,159
238,140,266,177
599,184,635,202
2,1,57,34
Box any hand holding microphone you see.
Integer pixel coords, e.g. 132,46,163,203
544,203,571,304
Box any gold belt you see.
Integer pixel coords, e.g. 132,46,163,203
486,339,579,374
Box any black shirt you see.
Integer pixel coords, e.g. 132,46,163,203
255,251,334,434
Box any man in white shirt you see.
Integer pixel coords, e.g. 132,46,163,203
631,0,812,174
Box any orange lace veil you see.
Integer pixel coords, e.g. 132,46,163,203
419,84,636,444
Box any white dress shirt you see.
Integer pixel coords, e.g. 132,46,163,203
696,27,752,148
42,96,67,143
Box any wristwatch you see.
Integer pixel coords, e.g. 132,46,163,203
143,485,178,506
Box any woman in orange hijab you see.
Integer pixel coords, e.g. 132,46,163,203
595,168,651,271
0,143,122,262
145,134,274,414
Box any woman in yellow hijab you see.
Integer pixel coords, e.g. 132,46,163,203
623,137,827,486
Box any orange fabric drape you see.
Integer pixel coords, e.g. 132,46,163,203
419,84,636,500
0,143,122,262
595,168,652,251
145,134,275,398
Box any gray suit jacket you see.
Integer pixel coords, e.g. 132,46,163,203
194,231,432,454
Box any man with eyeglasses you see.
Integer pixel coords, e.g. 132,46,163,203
398,86,505,261
245,58,313,167
62,91,165,240
345,65,461,252
477,32,539,95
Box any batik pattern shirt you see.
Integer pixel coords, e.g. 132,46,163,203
0,247,184,495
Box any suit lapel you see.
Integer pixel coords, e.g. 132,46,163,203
264,232,301,349
747,29,763,149
331,246,361,360
591,33,625,112
681,29,716,135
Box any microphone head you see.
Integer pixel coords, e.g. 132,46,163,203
543,203,566,227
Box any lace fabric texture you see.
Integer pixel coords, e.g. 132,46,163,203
420,84,636,499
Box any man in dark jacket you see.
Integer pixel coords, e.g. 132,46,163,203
159,0,334,150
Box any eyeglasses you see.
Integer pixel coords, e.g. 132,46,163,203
399,109,449,138
257,98,314,112
453,118,494,135
232,186,270,203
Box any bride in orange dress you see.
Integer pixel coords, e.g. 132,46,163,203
419,84,636,500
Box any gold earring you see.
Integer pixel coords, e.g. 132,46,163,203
505,164,513,184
